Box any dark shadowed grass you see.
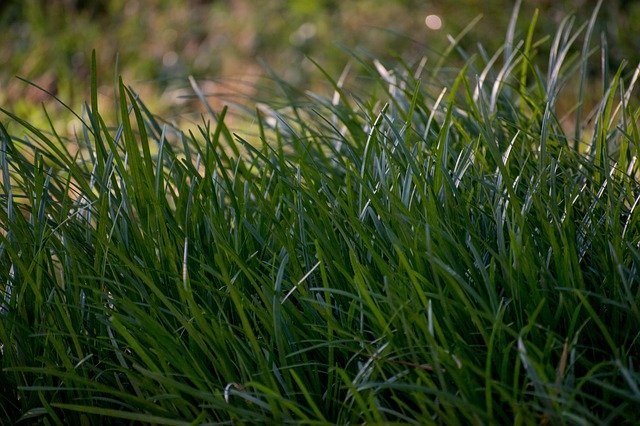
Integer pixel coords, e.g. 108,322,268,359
1,3,639,424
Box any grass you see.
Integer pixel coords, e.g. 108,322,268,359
3,0,639,138
1,2,639,424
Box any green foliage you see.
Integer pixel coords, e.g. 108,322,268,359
1,4,639,424
3,0,639,133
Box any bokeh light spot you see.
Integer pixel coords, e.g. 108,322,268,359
425,14,442,30
163,51,178,67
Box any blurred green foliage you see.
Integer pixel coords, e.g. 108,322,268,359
1,0,638,127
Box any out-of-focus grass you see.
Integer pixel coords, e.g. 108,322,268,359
2,0,639,135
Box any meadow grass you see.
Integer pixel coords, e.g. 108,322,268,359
1,3,639,424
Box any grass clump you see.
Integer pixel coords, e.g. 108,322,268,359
1,4,639,424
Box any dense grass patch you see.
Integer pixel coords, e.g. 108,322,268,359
1,4,639,424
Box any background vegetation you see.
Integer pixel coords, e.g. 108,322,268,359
2,0,640,129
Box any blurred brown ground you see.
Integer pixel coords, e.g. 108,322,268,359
0,0,637,131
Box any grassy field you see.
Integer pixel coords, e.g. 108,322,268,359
1,1,639,424
2,0,639,132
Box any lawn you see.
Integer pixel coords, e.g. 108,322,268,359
1,1,639,424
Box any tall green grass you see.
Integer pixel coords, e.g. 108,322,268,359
1,3,639,424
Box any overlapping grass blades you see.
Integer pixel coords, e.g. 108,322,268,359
1,4,639,424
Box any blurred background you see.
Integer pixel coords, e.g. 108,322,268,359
1,0,638,131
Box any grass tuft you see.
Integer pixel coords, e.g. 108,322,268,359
1,6,639,424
